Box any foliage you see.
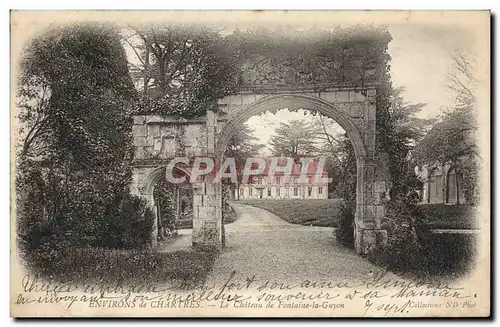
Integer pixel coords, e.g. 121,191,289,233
26,247,217,288
94,194,155,250
368,196,425,273
412,50,479,205
124,24,238,118
369,200,476,279
269,120,320,157
326,27,431,250
17,166,154,259
419,204,477,229
377,87,432,200
16,23,138,260
332,135,357,246
334,204,356,246
337,135,357,205
225,124,265,190
367,80,433,264
225,124,265,159
18,23,136,166
153,177,194,237
153,177,176,232
413,107,477,171
309,114,345,195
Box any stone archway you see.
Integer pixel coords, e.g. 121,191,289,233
132,164,193,248
130,90,390,254
207,92,389,254
129,29,393,254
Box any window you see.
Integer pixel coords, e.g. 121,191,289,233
294,177,299,184
239,188,243,196
257,177,262,184
293,188,299,196
275,176,281,184
318,187,323,195
249,188,253,196
268,188,272,197
308,187,312,197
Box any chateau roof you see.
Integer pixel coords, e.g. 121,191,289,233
248,157,328,177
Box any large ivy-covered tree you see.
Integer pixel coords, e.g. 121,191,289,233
16,23,141,253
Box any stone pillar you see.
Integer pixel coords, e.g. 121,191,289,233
191,110,223,251
192,177,222,251
354,158,388,254
354,88,389,255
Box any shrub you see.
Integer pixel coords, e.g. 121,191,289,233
16,161,103,259
368,199,424,273
223,203,237,224
419,204,476,229
368,196,476,279
93,194,155,250
27,247,218,288
334,204,355,247
418,232,477,278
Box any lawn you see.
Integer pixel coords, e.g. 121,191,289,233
234,200,476,230
418,204,478,229
25,247,217,289
415,204,478,280
237,198,343,227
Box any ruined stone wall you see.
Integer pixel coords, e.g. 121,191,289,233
130,88,390,254
130,115,208,247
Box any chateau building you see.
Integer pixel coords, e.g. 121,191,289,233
236,158,329,200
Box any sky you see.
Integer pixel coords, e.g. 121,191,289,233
245,23,474,153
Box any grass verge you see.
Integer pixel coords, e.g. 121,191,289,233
237,198,343,227
419,204,477,229
23,247,217,288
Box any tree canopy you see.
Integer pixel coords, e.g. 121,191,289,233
123,24,238,118
413,50,477,167
16,23,142,253
411,50,479,205
269,120,320,157
18,23,136,168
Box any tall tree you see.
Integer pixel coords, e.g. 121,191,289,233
311,114,345,196
16,23,137,250
225,124,265,160
375,86,433,201
224,124,265,198
269,120,320,157
122,24,238,118
413,50,478,204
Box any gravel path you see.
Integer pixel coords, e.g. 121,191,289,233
206,203,391,286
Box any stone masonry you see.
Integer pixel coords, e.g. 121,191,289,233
131,87,390,254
